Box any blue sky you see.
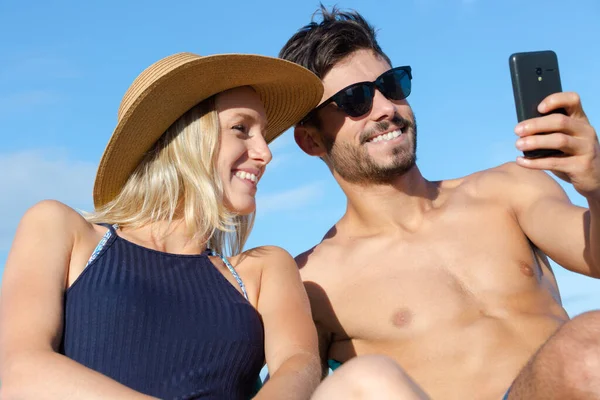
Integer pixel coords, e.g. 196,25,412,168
1,0,599,318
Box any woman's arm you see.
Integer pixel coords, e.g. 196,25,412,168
253,246,321,400
0,200,155,400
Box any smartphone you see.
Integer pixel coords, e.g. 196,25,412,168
509,50,565,159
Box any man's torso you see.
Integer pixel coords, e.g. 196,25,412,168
299,164,569,400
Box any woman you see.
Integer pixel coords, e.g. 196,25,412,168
0,52,323,399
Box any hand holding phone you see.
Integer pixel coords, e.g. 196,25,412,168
509,52,600,198
509,50,565,159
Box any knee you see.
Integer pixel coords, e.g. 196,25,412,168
343,355,407,380
556,311,600,352
560,347,600,395
552,311,600,392
570,310,600,328
338,355,428,398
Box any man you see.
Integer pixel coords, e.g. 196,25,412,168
279,6,600,400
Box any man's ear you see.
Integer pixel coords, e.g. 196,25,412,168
294,124,327,157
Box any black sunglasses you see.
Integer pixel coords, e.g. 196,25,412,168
304,66,412,122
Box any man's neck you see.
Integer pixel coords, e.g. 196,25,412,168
337,166,440,234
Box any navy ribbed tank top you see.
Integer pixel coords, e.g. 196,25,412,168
59,224,265,399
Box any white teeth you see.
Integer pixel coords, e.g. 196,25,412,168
371,130,402,143
235,171,258,183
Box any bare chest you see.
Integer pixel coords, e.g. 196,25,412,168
303,205,559,342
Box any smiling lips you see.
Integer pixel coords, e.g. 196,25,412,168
368,129,403,143
234,170,259,185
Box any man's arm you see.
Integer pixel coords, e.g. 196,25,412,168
509,92,600,277
314,322,334,379
502,164,595,276
254,246,321,400
297,248,334,379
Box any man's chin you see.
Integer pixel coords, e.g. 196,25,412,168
369,154,415,171
333,162,416,185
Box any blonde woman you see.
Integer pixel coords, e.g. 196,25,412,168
0,53,323,400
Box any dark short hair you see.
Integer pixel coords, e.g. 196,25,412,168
279,5,392,79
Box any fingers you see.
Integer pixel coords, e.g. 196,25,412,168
515,151,596,181
538,92,588,120
516,132,583,156
513,91,600,196
515,153,570,171
515,131,598,179
515,112,593,140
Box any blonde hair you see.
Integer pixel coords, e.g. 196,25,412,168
86,97,254,256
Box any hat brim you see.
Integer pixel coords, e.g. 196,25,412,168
93,53,323,208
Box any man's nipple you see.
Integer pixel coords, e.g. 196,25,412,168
391,308,413,328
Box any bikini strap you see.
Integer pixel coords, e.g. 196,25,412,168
86,224,119,267
209,249,249,301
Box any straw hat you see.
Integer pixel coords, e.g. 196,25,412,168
93,52,323,208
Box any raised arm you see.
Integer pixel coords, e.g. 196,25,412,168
0,200,154,400
253,246,321,400
503,164,594,276
509,92,600,277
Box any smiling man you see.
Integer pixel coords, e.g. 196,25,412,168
279,6,600,400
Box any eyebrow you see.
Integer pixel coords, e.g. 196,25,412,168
228,111,267,130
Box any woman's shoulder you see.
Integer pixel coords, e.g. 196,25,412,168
8,201,100,280
16,200,105,250
19,200,92,231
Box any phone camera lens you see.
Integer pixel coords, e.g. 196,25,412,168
535,67,543,76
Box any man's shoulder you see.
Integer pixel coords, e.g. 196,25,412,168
295,226,339,272
471,161,553,182
295,247,316,270
295,243,330,272
453,162,550,198
460,161,518,183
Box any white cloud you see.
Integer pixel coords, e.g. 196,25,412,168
0,90,60,114
256,181,325,214
268,132,295,153
265,153,293,170
0,149,96,251
0,55,81,81
0,54,80,116
263,133,299,170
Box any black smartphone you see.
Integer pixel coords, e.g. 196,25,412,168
509,50,565,159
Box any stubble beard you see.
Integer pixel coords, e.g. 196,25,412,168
323,113,418,185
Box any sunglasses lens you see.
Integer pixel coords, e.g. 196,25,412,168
380,69,412,100
337,84,374,117
322,67,412,119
